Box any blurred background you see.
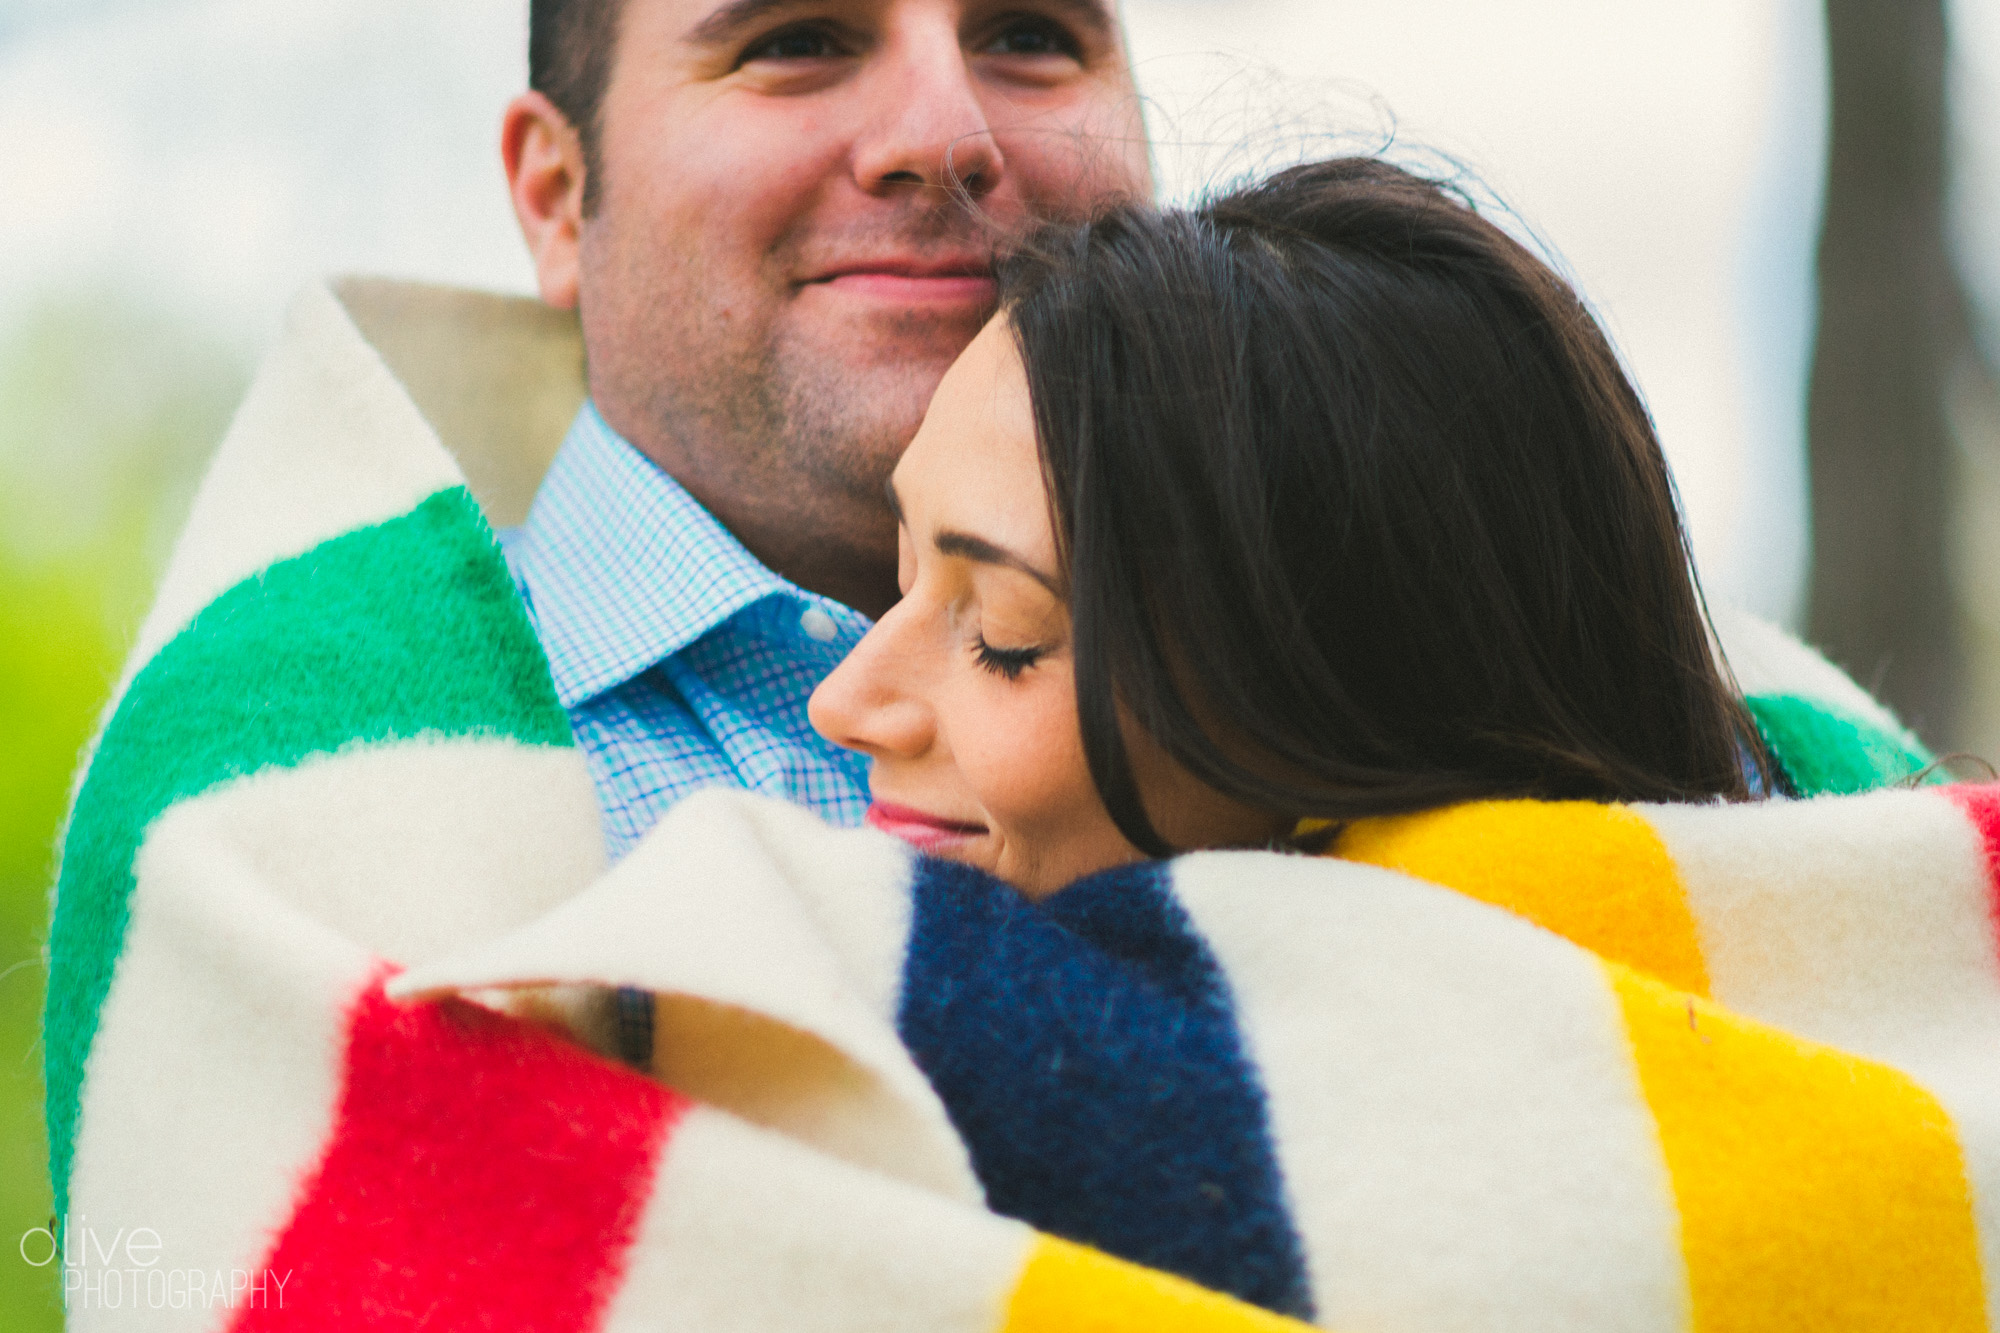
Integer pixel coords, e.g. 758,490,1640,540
2,0,1996,1322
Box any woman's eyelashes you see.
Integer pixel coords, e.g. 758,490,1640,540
974,636,1047,680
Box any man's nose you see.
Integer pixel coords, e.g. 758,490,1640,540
849,14,1005,199
808,615,938,761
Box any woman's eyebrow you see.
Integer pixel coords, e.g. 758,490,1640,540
933,529,1061,595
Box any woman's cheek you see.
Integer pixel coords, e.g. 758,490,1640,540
960,668,1105,841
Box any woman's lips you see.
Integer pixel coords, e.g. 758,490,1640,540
865,801,987,852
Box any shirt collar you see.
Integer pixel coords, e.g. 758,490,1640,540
512,402,847,708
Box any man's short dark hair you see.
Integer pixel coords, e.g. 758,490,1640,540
530,0,622,214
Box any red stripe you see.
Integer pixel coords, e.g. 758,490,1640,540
1944,783,2000,954
232,969,688,1331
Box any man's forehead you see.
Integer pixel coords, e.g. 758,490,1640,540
681,0,1119,45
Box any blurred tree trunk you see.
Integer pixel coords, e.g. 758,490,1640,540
1807,0,1969,745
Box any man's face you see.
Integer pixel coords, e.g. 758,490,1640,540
572,0,1150,527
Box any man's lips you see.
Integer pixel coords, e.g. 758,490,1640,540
804,260,996,305
865,800,987,851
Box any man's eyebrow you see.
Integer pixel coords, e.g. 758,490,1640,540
688,0,814,45
690,0,1117,46
1036,0,1116,38
934,529,1061,595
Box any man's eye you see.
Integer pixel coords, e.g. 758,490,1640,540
983,17,1082,60
742,23,844,62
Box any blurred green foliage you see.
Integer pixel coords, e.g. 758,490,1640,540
0,295,243,1329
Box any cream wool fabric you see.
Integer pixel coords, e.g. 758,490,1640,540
1174,852,1691,1333
404,781,2000,1332
398,791,978,1202
44,280,1315,1333
44,278,1987,1333
67,827,368,1333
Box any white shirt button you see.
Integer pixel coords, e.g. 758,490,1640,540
799,606,840,643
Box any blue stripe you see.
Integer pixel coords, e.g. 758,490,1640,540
897,858,1315,1319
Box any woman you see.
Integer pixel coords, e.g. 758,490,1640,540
768,161,1841,1320
812,156,1780,901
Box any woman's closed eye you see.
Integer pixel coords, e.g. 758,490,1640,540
974,636,1047,680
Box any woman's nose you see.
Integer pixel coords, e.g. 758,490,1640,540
809,612,937,761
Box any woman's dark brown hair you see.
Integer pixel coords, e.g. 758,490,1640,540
997,157,1781,856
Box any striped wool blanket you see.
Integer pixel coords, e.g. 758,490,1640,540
44,278,1988,1332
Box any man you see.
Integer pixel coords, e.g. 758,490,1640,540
42,2,1212,1321
498,0,1150,858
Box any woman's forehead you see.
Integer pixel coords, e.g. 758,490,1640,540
895,321,1056,563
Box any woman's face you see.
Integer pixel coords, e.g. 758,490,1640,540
809,317,1284,898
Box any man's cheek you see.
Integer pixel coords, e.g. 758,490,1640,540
1005,121,1150,219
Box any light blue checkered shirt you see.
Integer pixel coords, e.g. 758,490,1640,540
502,402,873,861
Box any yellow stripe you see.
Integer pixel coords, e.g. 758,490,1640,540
1335,800,1711,994
1003,1235,1315,1333
1611,964,1986,1332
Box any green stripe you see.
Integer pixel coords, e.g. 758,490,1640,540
43,487,570,1215
1747,693,1933,797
